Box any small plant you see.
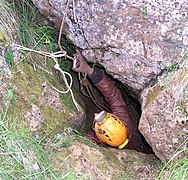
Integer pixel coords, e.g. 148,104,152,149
5,49,15,67
183,48,188,61
35,25,53,44
15,0,37,46
34,24,58,51
141,7,148,18
135,61,141,68
7,88,15,106
166,62,179,72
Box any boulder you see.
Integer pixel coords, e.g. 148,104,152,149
31,0,188,92
140,61,188,162
47,138,160,179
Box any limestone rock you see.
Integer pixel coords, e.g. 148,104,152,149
48,140,160,179
139,62,188,163
24,104,44,132
31,0,188,92
0,1,162,179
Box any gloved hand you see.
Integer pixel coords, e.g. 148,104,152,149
72,50,94,76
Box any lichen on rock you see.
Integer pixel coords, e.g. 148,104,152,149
0,0,16,110
2,0,188,178
0,30,8,47
0,0,17,46
30,0,188,163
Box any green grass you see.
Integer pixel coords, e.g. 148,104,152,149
0,102,113,179
166,62,179,72
158,141,188,180
183,48,188,61
11,0,76,73
10,0,57,51
5,49,15,67
13,0,76,54
11,0,37,46
0,0,17,45
0,87,99,179
166,155,188,180
0,103,60,179
0,1,78,178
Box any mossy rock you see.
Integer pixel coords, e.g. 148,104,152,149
8,61,84,138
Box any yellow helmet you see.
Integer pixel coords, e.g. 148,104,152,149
94,111,129,149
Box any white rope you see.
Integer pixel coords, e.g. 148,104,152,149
15,44,81,111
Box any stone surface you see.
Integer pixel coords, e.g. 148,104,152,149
0,0,17,47
31,0,188,92
139,60,188,163
24,104,44,132
0,0,85,136
48,140,160,180
40,81,65,113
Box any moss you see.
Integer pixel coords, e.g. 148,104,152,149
40,103,71,137
144,86,162,109
9,62,42,108
8,61,74,137
48,142,128,179
0,29,8,46
60,93,76,113
45,70,82,114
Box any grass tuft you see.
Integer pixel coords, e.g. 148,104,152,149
0,102,60,179
158,140,188,180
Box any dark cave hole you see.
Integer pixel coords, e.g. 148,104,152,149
74,65,154,154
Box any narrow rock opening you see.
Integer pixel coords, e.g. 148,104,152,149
75,65,153,154
15,1,153,154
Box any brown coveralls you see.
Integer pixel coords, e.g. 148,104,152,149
89,68,152,154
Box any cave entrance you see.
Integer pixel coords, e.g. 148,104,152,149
13,0,153,154
74,66,153,154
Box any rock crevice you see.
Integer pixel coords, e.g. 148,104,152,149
30,0,188,162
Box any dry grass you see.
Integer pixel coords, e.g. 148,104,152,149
0,0,17,45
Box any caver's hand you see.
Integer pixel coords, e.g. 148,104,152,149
72,50,94,76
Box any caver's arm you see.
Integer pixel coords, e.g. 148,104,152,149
89,68,135,139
